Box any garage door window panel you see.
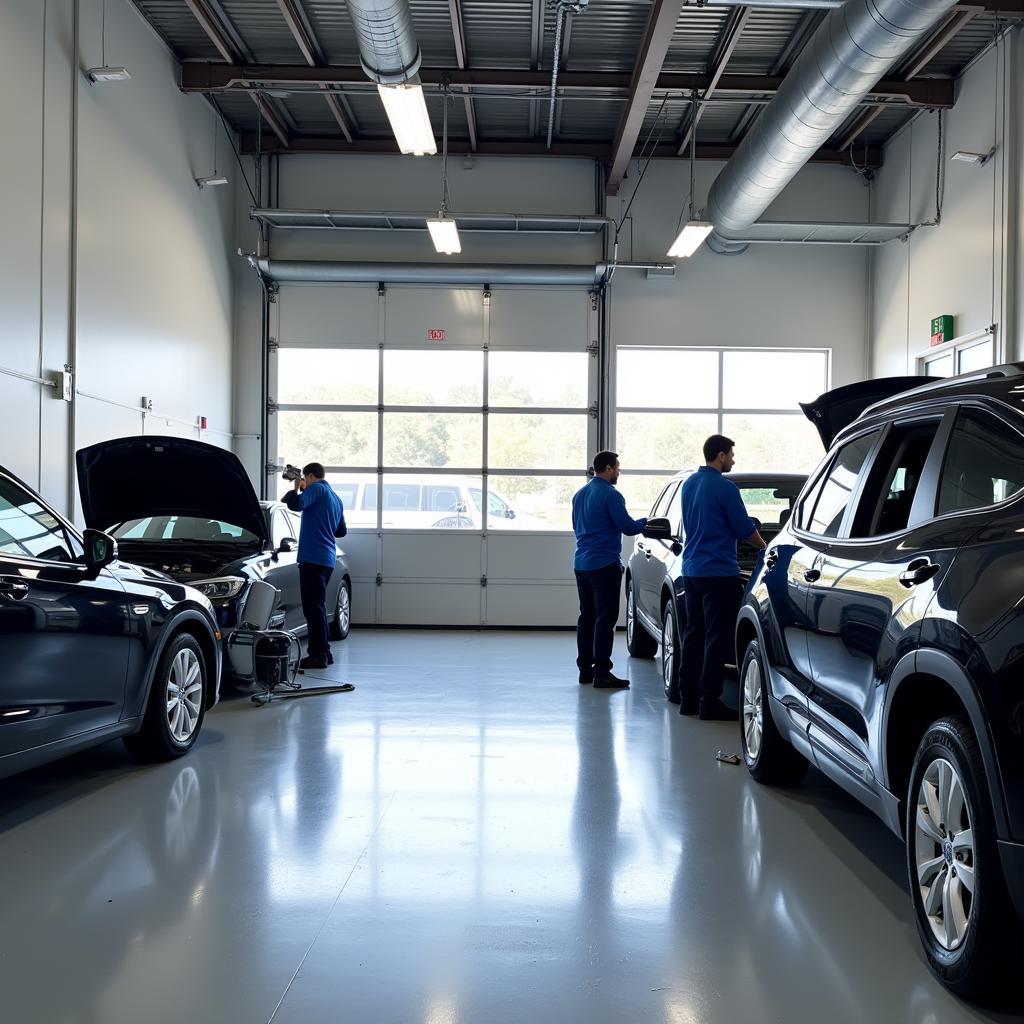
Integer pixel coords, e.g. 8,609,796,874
617,349,719,409
489,352,589,408
383,350,484,406
278,349,379,405
721,414,824,477
486,475,585,531
278,411,378,470
488,414,588,471
383,413,483,469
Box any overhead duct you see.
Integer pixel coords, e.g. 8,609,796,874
346,0,422,84
249,258,674,286
705,0,958,253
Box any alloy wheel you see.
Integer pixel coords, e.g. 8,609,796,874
743,657,763,761
165,648,203,744
661,615,675,693
338,584,351,633
915,757,975,951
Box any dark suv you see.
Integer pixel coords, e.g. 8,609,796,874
625,471,807,701
737,368,1024,998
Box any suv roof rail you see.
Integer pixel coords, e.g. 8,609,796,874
862,362,1024,417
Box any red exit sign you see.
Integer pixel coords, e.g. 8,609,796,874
427,328,446,342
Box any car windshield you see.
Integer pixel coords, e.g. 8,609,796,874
737,484,802,527
111,516,259,543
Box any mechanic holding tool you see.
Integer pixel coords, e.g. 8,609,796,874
284,462,346,670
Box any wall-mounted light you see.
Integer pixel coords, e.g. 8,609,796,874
86,2,129,83
86,66,131,83
951,148,996,166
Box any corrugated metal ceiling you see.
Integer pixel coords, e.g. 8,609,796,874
131,0,1007,155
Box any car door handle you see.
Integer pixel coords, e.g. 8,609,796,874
765,551,779,569
0,578,30,600
803,569,821,583
898,560,941,588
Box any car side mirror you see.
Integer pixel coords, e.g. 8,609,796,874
277,536,297,554
83,529,118,570
505,508,516,519
643,517,673,540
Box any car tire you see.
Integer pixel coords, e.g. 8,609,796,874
124,633,208,762
626,579,657,659
330,579,352,641
739,639,808,786
661,597,681,702
906,716,1019,1001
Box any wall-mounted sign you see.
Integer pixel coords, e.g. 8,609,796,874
930,314,954,348
427,328,446,342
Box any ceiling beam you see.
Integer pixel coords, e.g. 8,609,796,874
835,107,885,151
275,0,355,142
448,0,478,151
554,14,575,139
184,0,292,149
239,133,884,167
180,64,956,108
677,6,751,156
607,0,685,195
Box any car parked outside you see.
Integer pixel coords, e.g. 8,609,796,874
625,472,807,701
0,462,221,780
76,437,351,679
331,474,538,530
737,368,1024,998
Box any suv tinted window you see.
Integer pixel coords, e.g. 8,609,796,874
805,431,880,537
0,477,75,562
937,410,1024,515
850,420,941,537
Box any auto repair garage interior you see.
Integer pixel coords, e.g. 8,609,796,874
3,0,1024,1019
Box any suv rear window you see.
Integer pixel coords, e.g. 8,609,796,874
937,410,1024,515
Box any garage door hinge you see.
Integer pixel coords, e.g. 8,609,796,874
377,282,386,297
480,575,487,588
268,337,279,352
588,402,598,419
587,341,599,357
589,290,599,312
267,398,278,415
375,573,383,587
267,282,279,302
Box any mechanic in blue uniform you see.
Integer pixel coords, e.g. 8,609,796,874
572,451,648,688
679,435,765,720
284,462,346,670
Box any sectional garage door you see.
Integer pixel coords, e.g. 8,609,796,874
268,282,598,627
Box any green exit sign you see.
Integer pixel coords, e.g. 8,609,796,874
931,314,955,347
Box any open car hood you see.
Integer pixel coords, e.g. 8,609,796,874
76,436,268,545
800,377,938,449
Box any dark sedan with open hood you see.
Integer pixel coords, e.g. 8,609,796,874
76,437,352,677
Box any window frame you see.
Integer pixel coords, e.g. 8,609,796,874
613,345,831,477
275,342,595,534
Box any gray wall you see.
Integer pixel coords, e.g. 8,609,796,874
1,0,236,518
233,152,872,484
870,27,1022,375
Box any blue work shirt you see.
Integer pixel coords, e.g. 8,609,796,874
681,466,756,577
283,480,345,568
572,477,647,572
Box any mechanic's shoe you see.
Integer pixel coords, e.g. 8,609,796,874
300,655,329,670
593,673,630,689
699,698,738,721
579,672,594,685
679,701,699,716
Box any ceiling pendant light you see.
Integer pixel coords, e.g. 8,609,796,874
378,80,437,156
427,87,461,254
668,91,712,260
86,0,131,83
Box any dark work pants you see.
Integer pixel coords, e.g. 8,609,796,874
299,562,333,660
680,575,742,705
575,563,623,676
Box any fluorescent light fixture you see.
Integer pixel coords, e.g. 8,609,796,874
951,148,995,166
427,215,461,255
87,66,131,83
378,82,437,156
667,220,714,259
195,174,229,189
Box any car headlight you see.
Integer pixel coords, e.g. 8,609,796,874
193,577,246,600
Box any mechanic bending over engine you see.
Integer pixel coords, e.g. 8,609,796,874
283,462,346,670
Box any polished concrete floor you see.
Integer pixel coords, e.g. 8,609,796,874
0,631,1016,1023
